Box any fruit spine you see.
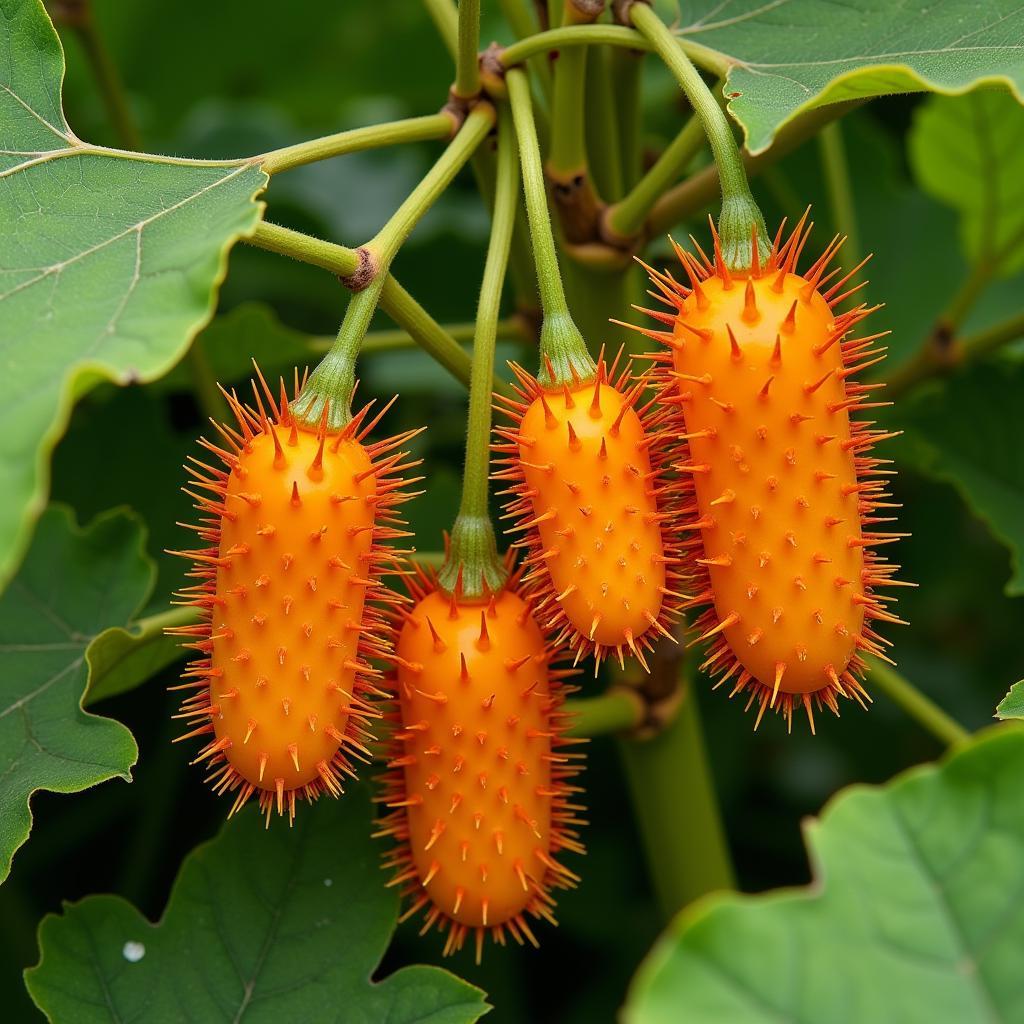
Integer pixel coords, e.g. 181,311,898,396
169,368,420,823
631,215,906,729
493,350,684,671
376,562,584,960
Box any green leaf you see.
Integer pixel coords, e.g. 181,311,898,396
909,89,1024,276
0,0,266,587
0,505,144,885
678,2,1024,154
623,727,1024,1023
25,788,490,1024
893,361,1024,596
996,681,1024,720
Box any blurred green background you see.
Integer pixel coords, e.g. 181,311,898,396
3,2,1022,1020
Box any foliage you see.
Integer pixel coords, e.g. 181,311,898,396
1,0,1023,1021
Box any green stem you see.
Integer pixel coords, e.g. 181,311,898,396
566,688,644,737
292,276,387,431
245,223,492,394
259,114,455,175
610,46,643,193
499,0,554,97
961,310,1024,361
438,112,519,599
367,104,495,267
586,45,624,201
71,11,141,151
507,69,595,386
501,24,728,76
186,341,228,422
424,0,459,58
618,676,735,920
648,100,861,238
867,658,970,748
942,257,996,332
548,33,590,176
630,3,766,270
605,114,704,241
454,0,482,98
330,318,525,354
817,121,861,276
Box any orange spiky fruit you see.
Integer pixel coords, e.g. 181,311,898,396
169,369,421,823
376,563,584,961
631,215,906,729
493,350,683,670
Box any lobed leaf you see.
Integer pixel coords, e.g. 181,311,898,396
909,88,1024,276
25,788,490,1024
0,0,266,588
0,505,145,884
624,727,1024,1023
677,0,1024,154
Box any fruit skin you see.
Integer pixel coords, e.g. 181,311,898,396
376,564,584,960
170,371,420,822
632,217,905,729
494,352,683,670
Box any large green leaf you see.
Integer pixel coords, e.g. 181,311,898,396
676,1,1024,153
909,88,1024,276
624,727,1024,1023
0,505,144,885
0,0,266,587
996,682,1024,721
893,361,1024,596
25,788,490,1024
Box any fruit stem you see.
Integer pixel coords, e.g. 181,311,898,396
258,114,456,175
454,0,481,99
565,688,645,737
629,2,767,272
867,658,970,748
507,68,596,388
605,113,704,242
618,669,735,920
438,111,520,599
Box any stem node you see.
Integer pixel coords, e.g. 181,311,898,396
339,247,378,291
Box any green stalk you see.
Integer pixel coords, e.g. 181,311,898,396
818,121,861,275
424,0,459,58
610,46,643,193
438,112,520,599
647,100,861,237
290,105,494,429
507,69,595,386
566,688,644,737
586,45,624,201
548,22,590,177
454,0,481,98
605,114,703,241
259,114,455,175
630,3,766,270
867,658,970,748
618,676,735,919
246,223,501,395
499,0,554,98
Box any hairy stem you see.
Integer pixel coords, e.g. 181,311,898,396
619,673,735,919
455,0,482,98
867,658,970,748
507,69,595,386
438,111,519,598
630,3,766,270
259,114,455,175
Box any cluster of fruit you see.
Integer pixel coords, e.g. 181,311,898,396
170,216,901,959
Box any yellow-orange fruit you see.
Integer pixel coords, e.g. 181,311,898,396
377,566,584,960
632,217,905,729
494,354,682,669
170,372,420,822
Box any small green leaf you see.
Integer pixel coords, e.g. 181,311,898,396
25,788,490,1024
996,681,1024,720
0,505,145,885
677,1,1024,154
624,727,1024,1023
909,89,1024,276
0,0,266,587
893,361,1024,596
